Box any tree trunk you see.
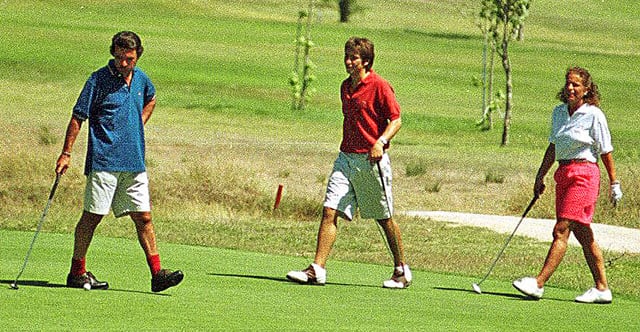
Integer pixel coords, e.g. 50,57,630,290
298,4,314,110
487,46,495,130
291,13,304,110
481,32,487,117
501,28,512,146
517,23,525,41
339,0,351,23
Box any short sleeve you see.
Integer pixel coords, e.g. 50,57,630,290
72,76,96,122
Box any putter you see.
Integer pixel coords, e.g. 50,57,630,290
376,160,411,285
472,195,538,294
10,174,61,290
375,161,394,259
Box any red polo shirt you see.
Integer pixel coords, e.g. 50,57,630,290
339,70,401,153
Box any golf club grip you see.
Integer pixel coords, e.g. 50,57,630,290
521,195,539,218
48,174,61,200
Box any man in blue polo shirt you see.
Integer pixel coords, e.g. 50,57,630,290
55,31,183,292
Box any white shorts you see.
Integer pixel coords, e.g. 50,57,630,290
323,152,393,221
84,171,151,218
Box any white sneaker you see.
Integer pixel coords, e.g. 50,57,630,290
383,264,412,289
575,287,612,304
512,277,544,299
286,263,326,285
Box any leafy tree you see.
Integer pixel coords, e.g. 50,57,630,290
487,0,530,146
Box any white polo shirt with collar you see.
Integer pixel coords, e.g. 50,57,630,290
549,103,613,163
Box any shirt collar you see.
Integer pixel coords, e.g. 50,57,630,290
347,70,375,89
564,103,590,115
360,70,375,84
107,59,136,80
107,59,122,78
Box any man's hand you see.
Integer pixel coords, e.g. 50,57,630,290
56,153,71,175
368,140,385,162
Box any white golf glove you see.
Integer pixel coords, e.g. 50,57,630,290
610,181,622,206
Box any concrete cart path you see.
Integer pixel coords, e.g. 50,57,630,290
402,210,640,253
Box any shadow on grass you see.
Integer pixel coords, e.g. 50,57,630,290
403,29,475,41
435,286,524,299
0,279,170,296
208,273,379,288
1,279,66,289
434,286,573,303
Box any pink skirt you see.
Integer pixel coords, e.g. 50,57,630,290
554,162,600,225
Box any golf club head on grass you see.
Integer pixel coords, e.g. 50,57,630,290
471,195,538,295
11,174,61,291
472,283,482,294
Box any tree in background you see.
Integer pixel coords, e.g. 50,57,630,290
339,0,351,22
313,0,361,23
290,0,316,111
476,0,499,131
289,0,363,110
487,0,530,146
316,0,361,23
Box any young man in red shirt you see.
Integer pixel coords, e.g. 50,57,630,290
287,37,411,288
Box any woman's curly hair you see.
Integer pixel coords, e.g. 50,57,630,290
557,66,601,107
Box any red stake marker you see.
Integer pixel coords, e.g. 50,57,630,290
273,184,284,210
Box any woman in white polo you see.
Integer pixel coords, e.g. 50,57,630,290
513,67,622,304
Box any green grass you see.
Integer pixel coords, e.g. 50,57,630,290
2,229,639,331
2,0,640,329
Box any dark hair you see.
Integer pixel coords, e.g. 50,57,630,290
344,37,374,71
110,31,144,58
558,66,601,107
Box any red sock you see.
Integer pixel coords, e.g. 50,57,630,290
70,258,86,276
147,254,161,276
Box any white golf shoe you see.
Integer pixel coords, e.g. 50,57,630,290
512,277,544,299
286,263,326,285
575,287,612,304
383,264,412,289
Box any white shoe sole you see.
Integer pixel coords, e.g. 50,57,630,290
512,279,543,299
286,270,325,285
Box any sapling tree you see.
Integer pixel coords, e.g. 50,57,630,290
290,0,316,111
487,0,530,146
476,0,499,131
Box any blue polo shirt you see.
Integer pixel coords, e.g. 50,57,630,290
73,60,156,176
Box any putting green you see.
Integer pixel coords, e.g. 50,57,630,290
1,230,638,331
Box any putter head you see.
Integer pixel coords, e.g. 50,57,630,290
10,283,19,290
472,283,482,294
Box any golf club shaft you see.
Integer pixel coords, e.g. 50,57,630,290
12,174,61,287
477,195,538,285
375,161,394,259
